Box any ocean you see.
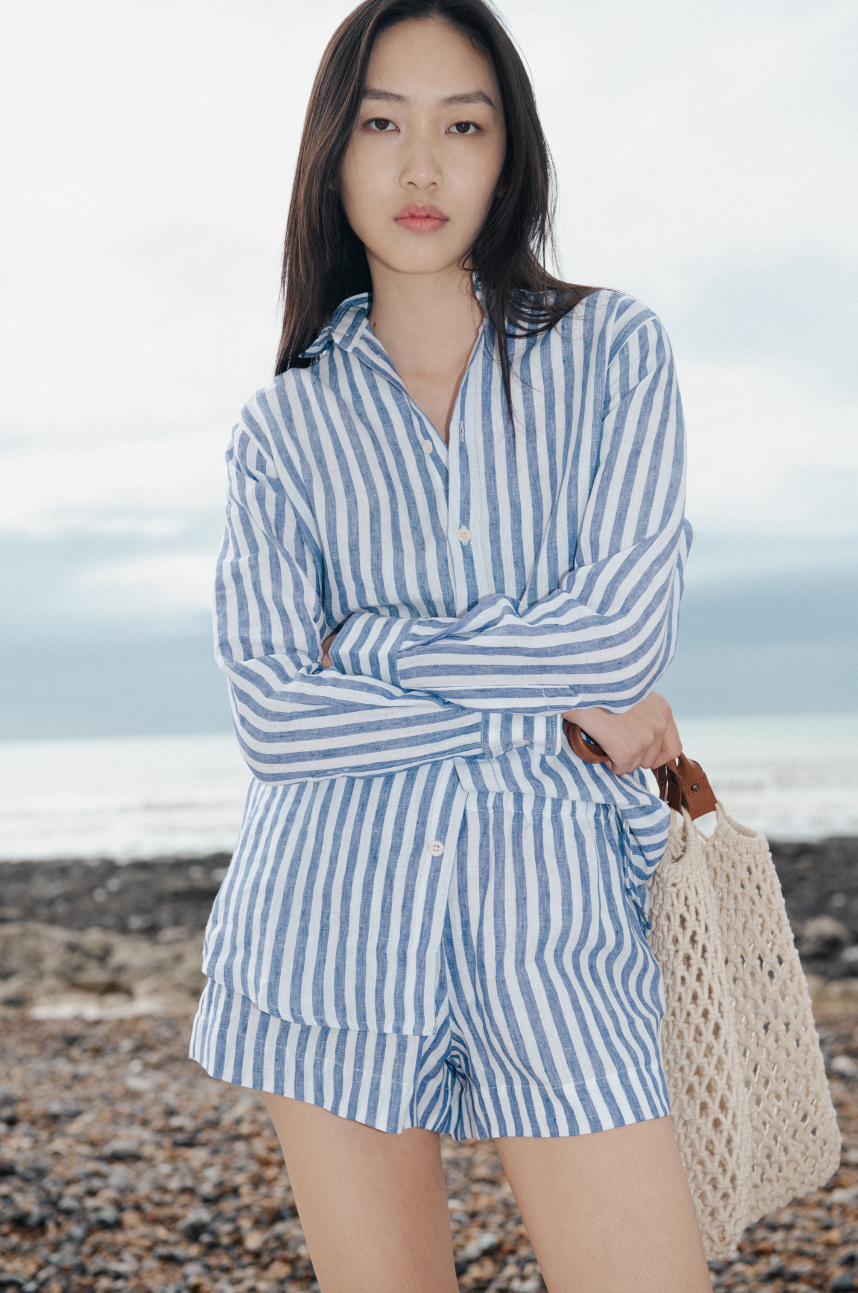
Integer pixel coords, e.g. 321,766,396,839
1,713,857,862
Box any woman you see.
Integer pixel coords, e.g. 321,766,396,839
190,1,710,1288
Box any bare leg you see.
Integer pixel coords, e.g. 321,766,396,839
262,1092,458,1293
494,1116,711,1293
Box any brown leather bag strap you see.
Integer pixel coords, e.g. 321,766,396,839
565,723,717,820
564,721,611,764
656,754,717,820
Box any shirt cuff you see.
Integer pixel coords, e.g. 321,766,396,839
480,712,564,760
328,612,413,686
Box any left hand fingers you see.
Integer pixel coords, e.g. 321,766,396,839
646,716,682,769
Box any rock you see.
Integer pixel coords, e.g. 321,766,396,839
829,1185,858,1205
0,855,232,935
182,1263,212,1292
0,922,205,1018
100,1139,141,1160
831,1275,856,1291
800,917,851,958
42,1101,84,1118
831,1056,858,1078
455,1231,499,1271
808,978,858,1008
178,1207,214,1240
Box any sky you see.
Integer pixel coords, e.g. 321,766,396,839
1,0,856,738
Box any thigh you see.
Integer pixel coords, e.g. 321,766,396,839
263,1092,459,1293
495,1116,710,1293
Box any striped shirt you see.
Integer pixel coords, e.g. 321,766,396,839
202,283,692,1037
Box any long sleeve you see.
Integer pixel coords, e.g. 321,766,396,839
215,420,556,784
329,310,691,716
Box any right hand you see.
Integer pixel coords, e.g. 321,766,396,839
562,693,681,776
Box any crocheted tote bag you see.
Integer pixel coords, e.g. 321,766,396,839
652,758,841,1257
566,728,842,1260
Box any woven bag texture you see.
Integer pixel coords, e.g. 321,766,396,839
649,806,841,1259
649,818,752,1257
704,807,841,1220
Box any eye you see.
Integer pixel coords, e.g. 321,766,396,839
449,121,479,135
366,117,397,132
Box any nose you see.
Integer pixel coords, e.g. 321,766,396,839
399,129,442,191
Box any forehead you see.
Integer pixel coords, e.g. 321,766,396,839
365,17,499,96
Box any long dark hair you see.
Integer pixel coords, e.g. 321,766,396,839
276,0,595,420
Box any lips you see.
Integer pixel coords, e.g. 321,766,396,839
395,203,448,231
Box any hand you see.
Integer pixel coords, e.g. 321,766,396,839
562,693,681,776
320,630,338,669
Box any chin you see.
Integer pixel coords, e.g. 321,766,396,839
367,242,473,278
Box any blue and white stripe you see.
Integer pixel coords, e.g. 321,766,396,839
201,283,691,1037
191,798,670,1138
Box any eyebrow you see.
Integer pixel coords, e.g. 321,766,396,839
361,88,496,108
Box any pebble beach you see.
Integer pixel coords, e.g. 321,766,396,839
3,836,858,1291
4,1011,858,1293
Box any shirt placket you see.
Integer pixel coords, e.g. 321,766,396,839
446,356,492,616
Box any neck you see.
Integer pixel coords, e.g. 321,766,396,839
365,258,482,377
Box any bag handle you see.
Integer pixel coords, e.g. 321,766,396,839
655,755,717,820
565,722,717,821
564,721,611,764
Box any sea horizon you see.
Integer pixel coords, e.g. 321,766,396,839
2,711,857,863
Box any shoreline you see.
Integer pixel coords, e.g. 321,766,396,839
2,837,858,1022
3,835,858,934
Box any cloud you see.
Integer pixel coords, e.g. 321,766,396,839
0,429,228,537
681,357,858,537
666,255,858,394
538,0,857,283
74,550,217,617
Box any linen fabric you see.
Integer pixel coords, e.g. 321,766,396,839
201,283,691,1037
190,797,670,1139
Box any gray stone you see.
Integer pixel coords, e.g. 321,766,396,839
178,1207,214,1240
800,916,850,958
456,1230,500,1272
100,1140,140,1161
0,921,205,1018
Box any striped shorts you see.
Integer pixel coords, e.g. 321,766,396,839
189,798,669,1139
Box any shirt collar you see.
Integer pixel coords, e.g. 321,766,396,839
299,292,371,359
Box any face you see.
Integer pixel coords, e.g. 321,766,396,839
339,18,506,281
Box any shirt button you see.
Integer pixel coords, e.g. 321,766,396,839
456,526,471,544
459,423,465,440
512,740,528,747
427,840,444,856
422,439,433,454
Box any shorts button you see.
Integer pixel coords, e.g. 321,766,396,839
512,740,528,747
427,840,444,856
422,439,433,454
456,526,471,544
